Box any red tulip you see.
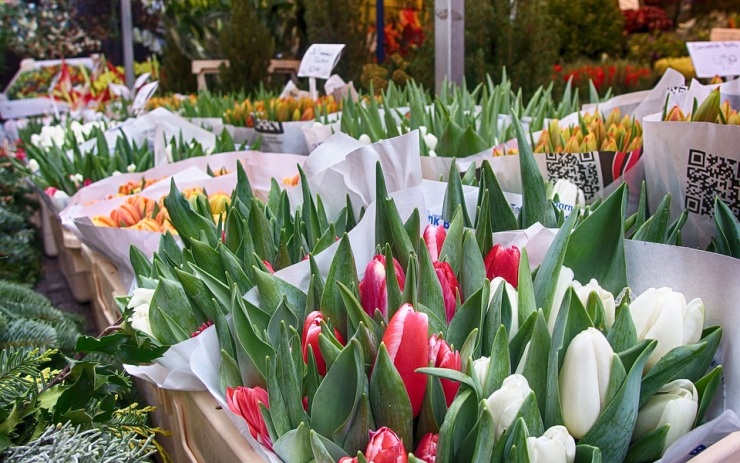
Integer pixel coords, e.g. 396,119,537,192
414,433,439,463
433,261,460,324
263,260,275,274
343,427,408,463
301,311,345,375
382,303,428,417
359,255,406,318
226,386,272,450
428,335,461,406
483,244,520,288
423,224,447,262
44,186,58,197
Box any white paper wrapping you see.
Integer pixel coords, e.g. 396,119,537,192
254,119,313,155
643,113,740,248
124,333,207,391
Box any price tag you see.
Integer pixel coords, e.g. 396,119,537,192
133,72,151,90
687,41,740,78
298,44,346,79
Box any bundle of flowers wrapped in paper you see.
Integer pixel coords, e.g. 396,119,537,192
663,88,740,125
533,108,642,154
202,170,722,463
223,95,341,128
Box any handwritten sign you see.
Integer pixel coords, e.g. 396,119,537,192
132,81,159,112
298,44,346,79
686,41,740,78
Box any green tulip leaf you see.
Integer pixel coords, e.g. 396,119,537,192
607,301,638,353
370,343,414,452
681,326,722,383
384,245,405,321
482,283,504,356
581,339,656,463
575,444,603,463
310,430,349,463
438,389,478,463
517,247,537,328
418,240,446,322
623,424,669,463
714,197,740,258
190,262,231,311
339,392,373,454
695,366,723,426
164,179,218,247
521,311,551,419
564,184,628,295
253,266,306,317
442,161,472,227
150,278,194,344
439,206,465,276
447,287,484,351
173,267,221,321
639,342,707,407
503,417,531,463
232,297,274,383
461,229,487,302
484,325,511,398
533,208,578,323
480,160,518,232
384,197,416,271
218,349,242,393
273,422,313,463
632,195,671,243
475,191,494,254
321,235,358,339
471,401,496,463
311,339,364,440
513,114,550,229
129,245,152,287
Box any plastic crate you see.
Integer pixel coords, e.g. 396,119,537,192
171,391,265,463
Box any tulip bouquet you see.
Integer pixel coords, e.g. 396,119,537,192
206,161,722,463
662,88,740,125
78,162,361,367
338,75,583,159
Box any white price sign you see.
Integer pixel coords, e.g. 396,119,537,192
686,41,740,78
298,44,346,79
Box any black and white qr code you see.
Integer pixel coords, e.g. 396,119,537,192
545,152,600,201
685,149,740,217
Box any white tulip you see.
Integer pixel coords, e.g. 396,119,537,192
30,134,42,148
127,163,137,173
633,379,698,453
358,134,372,144
27,159,40,173
527,425,576,463
112,171,122,177
127,288,156,337
473,357,490,386
424,133,438,151
165,144,173,162
629,288,704,372
490,277,519,340
419,125,428,138
70,173,84,185
428,150,437,157
572,279,616,328
560,327,614,439
486,374,532,441
550,178,586,209
547,266,575,333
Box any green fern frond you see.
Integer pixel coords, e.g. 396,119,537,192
0,347,54,407
0,319,58,351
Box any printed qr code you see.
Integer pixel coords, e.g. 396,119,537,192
545,152,600,200
685,149,740,217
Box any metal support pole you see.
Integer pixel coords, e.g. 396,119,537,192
376,0,385,63
121,0,135,89
434,0,464,94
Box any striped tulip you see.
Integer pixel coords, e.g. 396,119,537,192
226,386,272,450
359,254,406,318
433,261,460,324
301,311,345,375
423,224,447,261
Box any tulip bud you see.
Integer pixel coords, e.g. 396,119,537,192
571,278,616,329
490,277,520,339
415,433,438,463
665,105,686,122
341,427,408,463
486,374,533,441
208,192,231,215
433,261,460,323
383,303,429,417
473,357,490,386
302,311,345,375
359,255,406,318
226,386,273,450
429,335,462,406
549,179,585,210
559,328,614,439
547,266,575,333
632,379,698,453
629,288,704,372
424,133,438,151
423,224,447,262
526,425,576,463
484,244,520,288
127,287,155,337
359,134,372,144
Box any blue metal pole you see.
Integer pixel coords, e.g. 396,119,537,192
376,0,385,63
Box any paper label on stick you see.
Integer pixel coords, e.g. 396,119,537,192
298,44,346,79
687,41,740,78
132,81,159,112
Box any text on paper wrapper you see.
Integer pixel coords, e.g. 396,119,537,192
685,149,739,218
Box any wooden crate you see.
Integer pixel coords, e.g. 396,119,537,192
48,212,92,303
171,391,265,463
